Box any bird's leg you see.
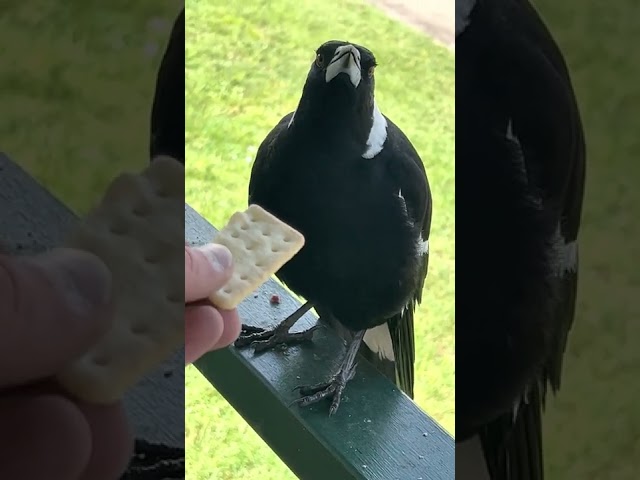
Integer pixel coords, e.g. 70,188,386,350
291,330,365,415
234,301,317,352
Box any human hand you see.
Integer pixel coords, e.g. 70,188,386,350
0,248,133,480
185,244,242,364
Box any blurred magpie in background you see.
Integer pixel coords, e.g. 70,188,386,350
456,1,586,479
236,40,432,414
150,8,184,164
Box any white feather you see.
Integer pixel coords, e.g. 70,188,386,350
397,189,429,256
362,101,388,159
551,224,578,276
417,238,429,256
363,323,395,362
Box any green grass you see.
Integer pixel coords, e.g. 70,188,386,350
532,2,640,478
186,0,454,478
0,1,178,215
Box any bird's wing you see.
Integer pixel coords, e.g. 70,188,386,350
475,2,586,479
150,8,184,163
362,120,432,398
248,113,294,205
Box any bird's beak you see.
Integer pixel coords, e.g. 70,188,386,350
325,45,362,88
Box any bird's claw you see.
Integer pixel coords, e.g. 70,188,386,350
234,324,319,351
290,363,357,415
240,324,264,335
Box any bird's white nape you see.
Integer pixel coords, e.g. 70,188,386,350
456,0,476,37
362,101,388,159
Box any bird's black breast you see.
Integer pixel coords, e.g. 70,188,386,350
249,119,424,330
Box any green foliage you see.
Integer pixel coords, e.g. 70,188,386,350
0,1,178,214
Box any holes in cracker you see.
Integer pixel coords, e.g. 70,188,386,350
92,354,110,367
239,274,249,281
109,222,128,235
230,231,240,238
131,323,149,335
271,246,280,253
223,286,233,294
239,223,249,231
132,204,150,216
244,241,259,251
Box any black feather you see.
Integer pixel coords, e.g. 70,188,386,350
457,1,586,479
150,8,184,163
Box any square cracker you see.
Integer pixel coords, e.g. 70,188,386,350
210,204,305,310
56,156,184,404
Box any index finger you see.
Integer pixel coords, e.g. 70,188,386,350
185,244,233,303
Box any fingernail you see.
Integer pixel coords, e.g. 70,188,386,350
33,248,112,316
196,244,233,273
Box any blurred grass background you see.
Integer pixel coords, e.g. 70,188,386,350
185,0,453,478
0,0,178,214
531,1,640,479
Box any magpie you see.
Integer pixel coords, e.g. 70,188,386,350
150,8,184,164
456,1,586,479
235,40,432,414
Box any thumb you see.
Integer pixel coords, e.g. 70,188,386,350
185,244,234,303
0,248,113,387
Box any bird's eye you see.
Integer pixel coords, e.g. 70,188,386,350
368,65,376,77
315,53,325,68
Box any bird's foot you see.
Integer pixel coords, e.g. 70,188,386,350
291,362,358,415
234,322,319,352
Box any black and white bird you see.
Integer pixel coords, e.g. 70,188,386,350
235,40,432,414
456,1,586,479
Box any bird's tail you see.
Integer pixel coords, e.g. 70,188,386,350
479,384,545,480
360,306,415,399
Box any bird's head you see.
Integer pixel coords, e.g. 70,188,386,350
307,40,377,98
290,40,386,157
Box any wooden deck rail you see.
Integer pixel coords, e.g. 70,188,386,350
1,153,454,479
187,204,454,480
0,153,184,449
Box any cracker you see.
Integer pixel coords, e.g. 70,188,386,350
56,156,184,404
210,204,305,310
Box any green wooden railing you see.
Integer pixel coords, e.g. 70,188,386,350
187,204,454,480
0,154,184,450
1,153,454,479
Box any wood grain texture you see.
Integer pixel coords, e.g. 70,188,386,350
187,204,454,480
0,153,184,447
